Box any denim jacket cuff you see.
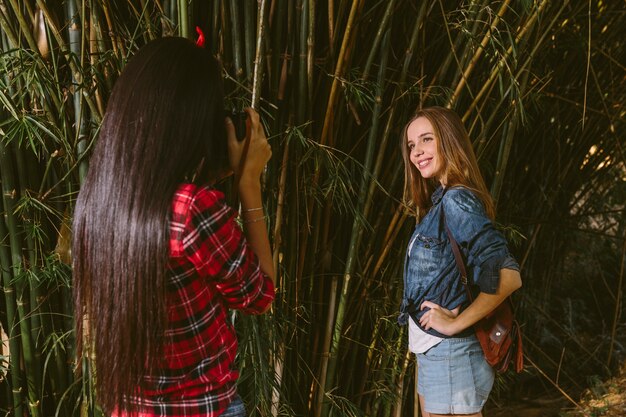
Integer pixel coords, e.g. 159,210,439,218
475,254,518,294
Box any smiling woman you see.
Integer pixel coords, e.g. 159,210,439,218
406,117,443,181
398,107,522,417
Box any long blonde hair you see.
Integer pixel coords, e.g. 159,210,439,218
400,106,495,221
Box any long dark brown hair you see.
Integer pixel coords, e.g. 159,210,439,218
400,106,495,221
73,37,228,414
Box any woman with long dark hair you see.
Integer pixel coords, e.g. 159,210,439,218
398,107,522,416
73,37,275,417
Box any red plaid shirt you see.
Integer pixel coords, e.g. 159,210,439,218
115,183,274,417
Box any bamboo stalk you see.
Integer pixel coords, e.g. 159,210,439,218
307,0,314,103
370,325,404,417
269,136,290,417
0,142,42,417
0,143,24,417
313,275,338,417
361,0,395,81
462,0,553,121
35,0,102,123
178,0,189,38
100,0,123,57
371,207,408,280
327,0,334,55
321,24,391,417
244,0,255,79
0,2,19,48
13,147,45,394
6,0,39,51
268,0,285,101
391,351,412,417
298,3,363,345
447,0,511,107
89,1,107,116
138,0,155,40
319,0,361,146
252,0,269,109
525,355,591,416
209,0,219,53
297,0,308,123
229,0,244,79
66,0,91,184
490,108,518,207
2,1,62,118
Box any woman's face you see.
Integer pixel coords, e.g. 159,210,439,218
406,117,445,184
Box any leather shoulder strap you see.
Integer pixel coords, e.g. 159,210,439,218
442,209,474,302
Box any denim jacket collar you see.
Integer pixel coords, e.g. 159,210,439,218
431,185,445,205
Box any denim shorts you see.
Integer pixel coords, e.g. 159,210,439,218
416,334,494,414
221,395,246,417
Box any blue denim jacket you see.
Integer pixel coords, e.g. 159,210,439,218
398,186,519,338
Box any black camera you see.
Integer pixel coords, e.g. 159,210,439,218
227,109,248,141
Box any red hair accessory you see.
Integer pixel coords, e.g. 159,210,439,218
195,26,205,47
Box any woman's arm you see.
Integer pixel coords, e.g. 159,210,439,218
238,178,275,283
420,268,521,336
227,108,275,283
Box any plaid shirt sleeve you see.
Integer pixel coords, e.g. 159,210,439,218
183,185,274,314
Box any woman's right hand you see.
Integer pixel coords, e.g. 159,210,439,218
226,108,272,183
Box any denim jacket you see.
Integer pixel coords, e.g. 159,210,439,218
398,185,519,338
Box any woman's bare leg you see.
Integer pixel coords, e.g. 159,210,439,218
419,395,431,417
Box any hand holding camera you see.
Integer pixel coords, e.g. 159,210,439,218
225,108,271,185
228,109,248,142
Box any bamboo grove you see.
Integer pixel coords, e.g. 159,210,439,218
0,1,624,416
